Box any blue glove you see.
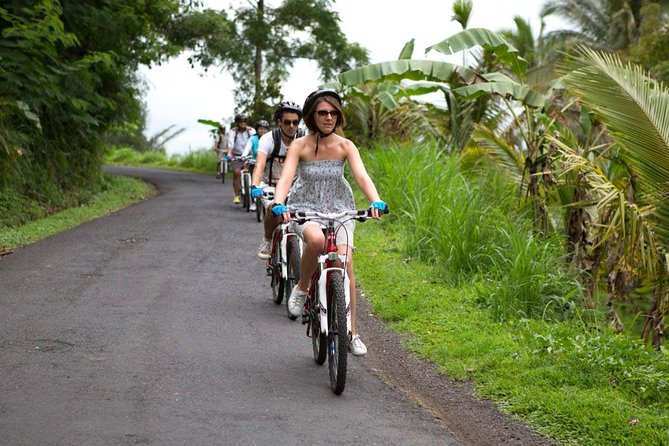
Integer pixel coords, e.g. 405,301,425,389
271,204,288,217
225,154,232,161
251,186,262,198
370,201,388,212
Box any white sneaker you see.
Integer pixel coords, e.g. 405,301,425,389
250,203,256,212
349,335,367,356
288,285,307,317
257,238,271,260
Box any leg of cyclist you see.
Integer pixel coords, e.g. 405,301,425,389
287,224,323,317
232,163,242,204
257,202,281,259
341,247,366,356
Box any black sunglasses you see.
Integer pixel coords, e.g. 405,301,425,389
316,109,339,118
282,119,299,126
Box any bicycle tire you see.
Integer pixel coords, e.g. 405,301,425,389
310,285,327,365
285,236,301,321
242,174,251,211
256,196,263,222
327,271,348,394
221,161,226,184
270,236,284,305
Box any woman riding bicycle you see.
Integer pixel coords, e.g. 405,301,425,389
271,89,387,356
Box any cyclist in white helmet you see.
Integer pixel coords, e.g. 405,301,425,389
250,101,305,259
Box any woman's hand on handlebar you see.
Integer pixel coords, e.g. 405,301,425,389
369,200,388,219
271,203,289,221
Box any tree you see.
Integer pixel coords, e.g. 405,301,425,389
175,0,369,119
0,0,195,224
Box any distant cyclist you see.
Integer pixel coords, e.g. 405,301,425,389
226,113,256,204
212,124,228,179
250,101,305,259
241,120,271,211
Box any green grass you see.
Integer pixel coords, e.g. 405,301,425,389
355,221,669,446
106,147,217,174
0,175,151,252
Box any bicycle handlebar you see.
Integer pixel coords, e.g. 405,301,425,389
288,207,389,224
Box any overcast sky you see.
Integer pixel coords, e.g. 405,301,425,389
140,0,558,155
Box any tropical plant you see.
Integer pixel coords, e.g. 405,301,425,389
554,46,669,346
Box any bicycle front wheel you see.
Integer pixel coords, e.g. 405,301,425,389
327,271,348,395
310,285,327,365
270,238,284,305
285,236,301,321
221,161,226,183
256,196,263,222
242,174,251,211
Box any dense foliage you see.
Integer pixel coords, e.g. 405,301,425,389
0,0,194,226
339,2,669,347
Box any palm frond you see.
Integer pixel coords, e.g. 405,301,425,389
560,46,669,245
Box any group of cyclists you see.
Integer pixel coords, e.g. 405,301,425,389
213,89,388,357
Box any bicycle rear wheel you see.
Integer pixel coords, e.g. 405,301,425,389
310,285,327,365
327,271,348,395
285,236,301,321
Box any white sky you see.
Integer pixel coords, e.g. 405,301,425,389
140,0,558,155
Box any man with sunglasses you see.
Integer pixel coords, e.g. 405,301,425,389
250,101,305,259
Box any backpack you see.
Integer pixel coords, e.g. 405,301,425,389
267,127,305,184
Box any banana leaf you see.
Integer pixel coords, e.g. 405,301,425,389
426,28,528,78
453,77,547,108
339,60,475,86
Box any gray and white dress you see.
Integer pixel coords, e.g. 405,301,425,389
288,159,356,247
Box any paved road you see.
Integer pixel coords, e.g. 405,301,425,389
0,166,458,445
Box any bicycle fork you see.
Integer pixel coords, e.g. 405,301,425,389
315,254,351,337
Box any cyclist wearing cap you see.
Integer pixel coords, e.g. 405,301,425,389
226,113,256,204
271,89,388,356
251,101,305,259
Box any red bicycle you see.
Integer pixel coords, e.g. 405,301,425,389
289,208,386,394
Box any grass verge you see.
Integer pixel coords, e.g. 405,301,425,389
0,175,152,254
355,221,669,446
105,147,216,175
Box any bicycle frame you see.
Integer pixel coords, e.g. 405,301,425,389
277,224,302,280
310,219,351,337
291,210,372,336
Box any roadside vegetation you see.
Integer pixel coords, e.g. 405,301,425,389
0,175,150,254
356,144,668,446
106,147,216,175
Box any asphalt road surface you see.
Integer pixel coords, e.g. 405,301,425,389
0,166,459,445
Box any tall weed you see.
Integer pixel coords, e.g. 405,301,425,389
362,142,582,320
474,216,582,321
